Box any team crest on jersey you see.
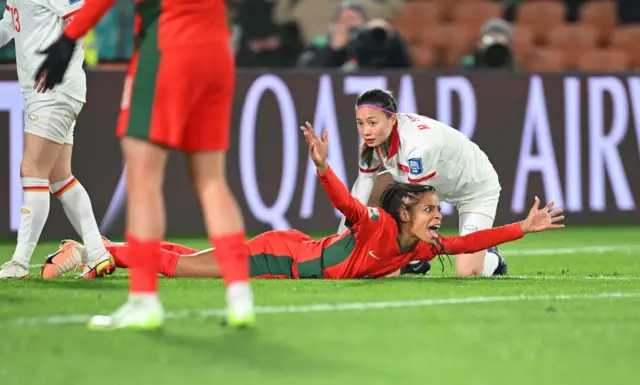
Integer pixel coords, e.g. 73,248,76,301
408,158,423,175
367,207,380,221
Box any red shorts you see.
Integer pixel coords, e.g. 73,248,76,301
116,42,235,152
246,230,324,279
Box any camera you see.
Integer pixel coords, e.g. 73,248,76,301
478,34,513,68
346,26,391,66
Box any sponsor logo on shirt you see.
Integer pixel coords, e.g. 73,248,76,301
408,158,423,175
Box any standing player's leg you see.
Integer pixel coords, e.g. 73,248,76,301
89,41,173,329
1,93,71,279
454,188,506,277
183,43,254,327
48,110,115,278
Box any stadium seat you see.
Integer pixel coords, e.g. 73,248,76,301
392,1,443,44
451,1,504,35
579,1,617,45
408,43,438,68
422,23,473,68
523,48,567,72
547,24,598,68
516,1,567,44
610,26,640,68
577,48,629,71
512,24,534,66
435,0,465,21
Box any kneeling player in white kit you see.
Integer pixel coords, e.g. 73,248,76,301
339,89,506,277
0,0,115,278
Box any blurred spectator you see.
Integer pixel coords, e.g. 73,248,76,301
297,2,367,67
232,0,303,67
343,18,412,70
460,18,519,71
297,2,411,70
274,0,405,46
619,0,640,24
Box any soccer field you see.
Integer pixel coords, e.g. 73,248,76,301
1,227,639,385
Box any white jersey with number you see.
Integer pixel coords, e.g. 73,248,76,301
351,112,500,208
0,0,86,101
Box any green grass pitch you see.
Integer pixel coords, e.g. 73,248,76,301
1,227,639,385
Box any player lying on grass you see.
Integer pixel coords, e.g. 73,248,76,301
42,126,564,280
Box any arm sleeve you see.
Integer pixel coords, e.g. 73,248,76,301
0,7,14,48
318,165,369,227
62,0,115,40
336,153,383,233
440,223,524,256
411,223,524,261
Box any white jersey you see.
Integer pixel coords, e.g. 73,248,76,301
0,0,86,101
352,112,500,207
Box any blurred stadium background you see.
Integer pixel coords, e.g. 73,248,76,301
2,0,640,70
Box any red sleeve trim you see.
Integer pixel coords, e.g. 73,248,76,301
63,10,78,20
359,165,381,173
408,171,436,183
5,5,10,10
397,163,409,173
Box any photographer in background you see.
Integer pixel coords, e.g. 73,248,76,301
298,1,411,69
460,18,519,71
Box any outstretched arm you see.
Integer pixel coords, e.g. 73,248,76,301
318,165,368,226
337,169,377,233
301,121,369,226
413,197,565,260
439,223,524,256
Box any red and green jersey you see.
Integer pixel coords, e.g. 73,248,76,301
65,0,230,50
316,166,524,279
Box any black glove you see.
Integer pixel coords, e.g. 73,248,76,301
400,260,431,275
35,34,77,92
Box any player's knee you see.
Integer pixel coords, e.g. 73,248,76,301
20,157,51,179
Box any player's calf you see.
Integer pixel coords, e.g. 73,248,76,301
50,145,112,265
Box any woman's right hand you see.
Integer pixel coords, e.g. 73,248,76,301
300,121,329,173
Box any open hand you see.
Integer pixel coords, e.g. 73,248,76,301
300,121,329,171
519,196,565,234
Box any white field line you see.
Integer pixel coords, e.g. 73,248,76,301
6,291,640,327
504,275,640,281
27,244,640,269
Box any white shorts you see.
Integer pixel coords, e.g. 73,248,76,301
24,91,83,145
457,187,501,235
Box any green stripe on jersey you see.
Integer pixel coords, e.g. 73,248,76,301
126,0,161,139
249,253,294,278
297,233,356,279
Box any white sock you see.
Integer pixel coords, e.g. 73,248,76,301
482,251,500,277
128,293,161,304
11,177,50,266
226,281,254,312
51,175,108,262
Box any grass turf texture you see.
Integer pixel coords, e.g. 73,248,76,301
1,227,639,385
